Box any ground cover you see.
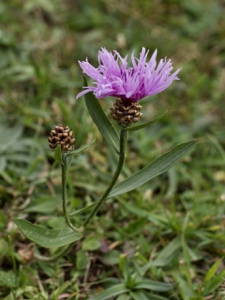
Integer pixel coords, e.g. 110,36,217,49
0,0,225,299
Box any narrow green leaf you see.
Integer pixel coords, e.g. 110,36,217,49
173,275,196,300
89,283,128,300
119,255,130,282
67,203,96,216
135,279,175,292
14,219,83,248
118,199,149,218
143,293,170,300
140,238,181,275
129,291,149,300
204,258,223,282
127,111,168,131
51,281,73,299
66,140,95,157
84,84,119,153
108,141,196,198
66,153,73,169
53,144,62,162
117,295,131,300
155,237,181,261
203,270,225,296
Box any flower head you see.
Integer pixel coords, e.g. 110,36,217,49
76,47,181,102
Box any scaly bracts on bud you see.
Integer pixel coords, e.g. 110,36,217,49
48,126,75,152
110,99,142,127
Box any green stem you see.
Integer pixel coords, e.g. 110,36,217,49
62,154,82,232
83,128,127,227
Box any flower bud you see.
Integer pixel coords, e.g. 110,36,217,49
110,99,143,127
48,125,75,152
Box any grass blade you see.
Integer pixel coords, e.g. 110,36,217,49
89,283,128,300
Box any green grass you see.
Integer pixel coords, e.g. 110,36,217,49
0,0,225,299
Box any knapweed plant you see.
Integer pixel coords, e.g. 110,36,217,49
15,48,195,297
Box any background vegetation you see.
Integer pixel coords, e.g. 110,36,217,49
0,0,224,299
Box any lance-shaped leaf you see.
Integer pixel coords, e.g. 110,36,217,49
66,140,95,157
84,80,119,154
108,141,196,198
129,291,149,300
14,219,83,248
67,203,95,216
127,110,168,131
88,283,129,300
135,279,175,291
53,144,62,162
130,291,170,300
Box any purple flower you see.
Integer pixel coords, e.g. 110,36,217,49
76,47,181,102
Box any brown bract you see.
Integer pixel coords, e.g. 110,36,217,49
48,125,75,152
110,99,143,127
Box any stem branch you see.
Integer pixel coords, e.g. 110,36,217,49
62,154,82,232
83,128,127,227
